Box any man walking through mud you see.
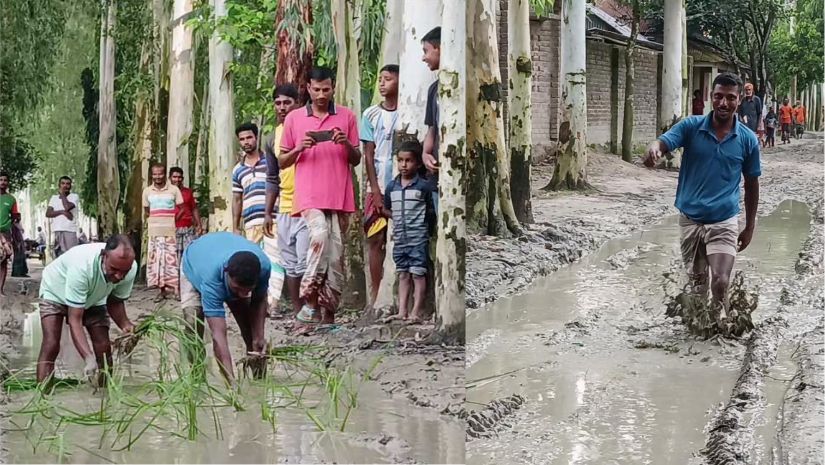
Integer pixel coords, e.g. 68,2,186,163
645,72,760,334
36,235,138,384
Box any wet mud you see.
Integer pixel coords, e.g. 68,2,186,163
467,135,824,464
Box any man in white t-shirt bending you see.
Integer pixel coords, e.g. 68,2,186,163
46,176,80,257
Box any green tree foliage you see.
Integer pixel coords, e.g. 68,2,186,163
0,134,39,193
767,0,824,93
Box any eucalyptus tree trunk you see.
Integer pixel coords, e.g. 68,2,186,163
97,0,119,236
621,2,640,163
433,0,466,345
207,0,236,231
275,0,313,102
153,0,171,158
507,0,533,223
194,78,209,187
332,0,366,309
660,0,683,131
166,0,195,180
466,0,521,235
546,0,588,190
373,0,442,313
372,0,402,103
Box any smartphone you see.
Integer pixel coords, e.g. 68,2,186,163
308,130,334,142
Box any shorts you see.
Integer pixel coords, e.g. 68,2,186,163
179,269,213,314
679,214,738,273
39,299,110,328
277,213,309,277
393,242,428,276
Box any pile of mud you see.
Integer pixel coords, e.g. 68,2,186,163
466,394,526,439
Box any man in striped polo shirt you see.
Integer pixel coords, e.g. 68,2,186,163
143,164,184,301
233,122,284,312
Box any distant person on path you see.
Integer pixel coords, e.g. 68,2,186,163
78,228,88,244
263,84,307,316
737,83,763,135
45,176,80,257
169,166,203,259
143,163,184,301
793,100,806,139
383,141,435,323
644,72,760,334
36,235,138,384
361,64,400,305
0,172,19,297
10,222,28,278
764,106,777,148
180,232,271,384
234,122,284,313
692,89,705,115
779,97,793,144
279,66,361,329
36,226,47,256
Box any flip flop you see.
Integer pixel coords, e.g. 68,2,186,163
295,305,321,324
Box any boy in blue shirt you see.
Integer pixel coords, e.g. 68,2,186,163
180,232,271,383
645,72,760,334
383,141,435,323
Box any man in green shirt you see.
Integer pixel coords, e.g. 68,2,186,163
0,171,20,297
36,235,138,384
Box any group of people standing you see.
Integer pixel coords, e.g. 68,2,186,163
23,26,444,386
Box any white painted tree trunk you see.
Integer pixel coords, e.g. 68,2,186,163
434,0,466,345
208,0,236,232
372,0,403,103
373,0,442,313
548,0,587,190
97,0,119,236
167,0,195,182
195,79,209,186
661,0,683,129
508,0,533,223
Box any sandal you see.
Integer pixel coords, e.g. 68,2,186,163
295,305,321,324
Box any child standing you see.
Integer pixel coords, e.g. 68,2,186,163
764,106,777,148
383,140,435,323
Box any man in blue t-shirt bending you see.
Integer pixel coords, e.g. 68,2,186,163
180,232,271,383
645,72,760,332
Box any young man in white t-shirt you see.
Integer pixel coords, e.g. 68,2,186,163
45,176,80,257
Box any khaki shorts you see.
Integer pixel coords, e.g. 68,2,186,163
39,299,110,328
679,214,739,273
180,270,202,311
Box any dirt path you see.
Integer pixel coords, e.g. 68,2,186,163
466,134,824,464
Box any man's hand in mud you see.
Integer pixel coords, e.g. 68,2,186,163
83,356,99,381
644,142,662,168
737,227,754,252
423,152,439,172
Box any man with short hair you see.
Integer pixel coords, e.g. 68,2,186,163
46,176,81,257
36,235,138,383
0,171,19,297
645,72,760,335
361,64,400,305
143,163,184,300
235,122,284,313
36,227,47,257
793,100,806,139
691,89,705,116
738,83,763,135
180,232,271,383
279,67,361,328
169,166,203,259
263,84,308,315
421,27,441,176
778,97,794,144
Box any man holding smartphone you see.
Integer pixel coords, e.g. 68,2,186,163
279,67,361,331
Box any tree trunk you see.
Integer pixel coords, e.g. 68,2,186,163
207,0,236,232
167,0,195,181
373,0,442,314
275,0,313,102
680,2,689,116
97,0,119,237
254,47,275,132
153,0,171,161
433,0,466,346
546,0,587,191
194,78,209,187
467,0,521,235
332,0,366,309
508,0,533,223
660,0,683,131
372,0,403,103
621,5,640,163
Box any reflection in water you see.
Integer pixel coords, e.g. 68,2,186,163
467,200,811,464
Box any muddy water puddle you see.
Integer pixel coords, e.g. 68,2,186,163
6,312,464,464
467,200,811,464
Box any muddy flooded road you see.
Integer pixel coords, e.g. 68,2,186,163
2,288,465,464
467,200,814,464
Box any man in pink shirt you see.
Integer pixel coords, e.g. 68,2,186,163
279,67,361,328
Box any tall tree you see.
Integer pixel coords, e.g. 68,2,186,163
433,0,466,345
208,0,236,231
508,0,533,223
166,0,196,182
372,0,402,101
98,0,120,237
466,0,521,235
275,0,313,101
618,0,647,162
660,0,683,132
546,0,587,190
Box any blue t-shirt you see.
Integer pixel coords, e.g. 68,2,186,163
659,113,761,224
181,232,271,317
